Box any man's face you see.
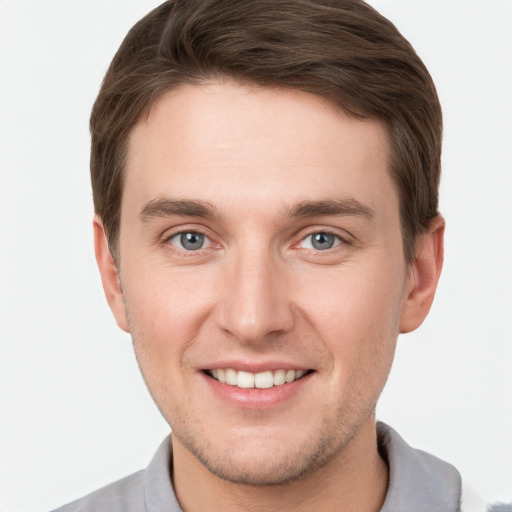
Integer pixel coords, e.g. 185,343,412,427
113,81,412,484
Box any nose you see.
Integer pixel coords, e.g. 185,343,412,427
214,244,295,345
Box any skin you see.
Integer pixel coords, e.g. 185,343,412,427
95,80,444,512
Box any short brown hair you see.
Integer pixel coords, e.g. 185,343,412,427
91,0,442,262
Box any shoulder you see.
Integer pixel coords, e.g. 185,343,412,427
50,470,146,512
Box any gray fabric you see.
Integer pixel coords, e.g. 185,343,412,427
378,422,461,512
52,422,462,512
487,505,512,512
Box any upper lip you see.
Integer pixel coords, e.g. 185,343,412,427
199,360,312,373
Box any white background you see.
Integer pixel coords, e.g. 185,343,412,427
0,1,511,510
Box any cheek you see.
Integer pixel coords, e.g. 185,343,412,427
124,264,218,341
120,268,217,408
298,261,405,375
122,269,213,418
301,259,404,327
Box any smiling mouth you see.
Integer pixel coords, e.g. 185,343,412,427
205,368,312,389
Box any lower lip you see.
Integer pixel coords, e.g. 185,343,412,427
202,372,313,409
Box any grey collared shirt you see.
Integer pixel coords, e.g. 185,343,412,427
52,422,462,512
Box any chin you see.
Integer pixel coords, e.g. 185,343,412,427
174,419,353,486
194,446,326,486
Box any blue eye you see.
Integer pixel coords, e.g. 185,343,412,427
169,232,211,251
301,232,341,251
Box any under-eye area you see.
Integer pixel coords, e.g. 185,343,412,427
205,368,313,389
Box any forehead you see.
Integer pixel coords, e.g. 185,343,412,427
124,80,395,221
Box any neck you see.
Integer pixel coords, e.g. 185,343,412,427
171,416,389,512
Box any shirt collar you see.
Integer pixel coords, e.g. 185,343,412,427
377,422,462,512
144,436,182,512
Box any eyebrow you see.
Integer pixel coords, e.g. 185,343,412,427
138,197,374,222
286,198,374,220
139,198,216,221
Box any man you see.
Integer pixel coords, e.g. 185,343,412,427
54,0,460,510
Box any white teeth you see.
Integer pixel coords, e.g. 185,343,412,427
209,368,308,388
225,368,237,386
285,369,296,383
237,371,255,388
273,369,286,386
254,371,274,389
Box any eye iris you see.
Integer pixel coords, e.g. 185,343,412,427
311,233,335,250
180,232,204,250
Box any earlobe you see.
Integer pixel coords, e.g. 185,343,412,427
93,216,130,333
399,216,445,334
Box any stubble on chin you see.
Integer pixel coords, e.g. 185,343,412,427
170,402,377,487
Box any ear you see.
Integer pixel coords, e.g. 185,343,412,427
399,216,445,333
93,216,130,333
